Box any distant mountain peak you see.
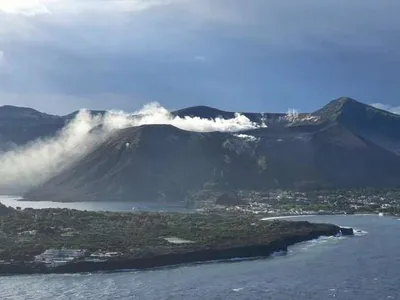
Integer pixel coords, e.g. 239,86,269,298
179,105,221,111
0,104,41,112
323,96,362,109
332,97,365,109
313,97,369,120
334,96,359,104
172,106,229,119
0,105,57,119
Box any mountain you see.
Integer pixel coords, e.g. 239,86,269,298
2,98,400,202
172,105,283,124
171,105,314,128
0,105,65,150
25,125,270,202
24,98,400,202
0,101,329,150
313,97,400,154
0,106,106,151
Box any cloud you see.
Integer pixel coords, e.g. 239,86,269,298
0,50,11,74
3,1,400,52
0,0,176,16
0,50,5,65
0,102,260,192
0,109,103,192
106,102,259,132
0,0,400,114
194,55,206,62
182,0,400,53
371,103,400,115
0,0,50,15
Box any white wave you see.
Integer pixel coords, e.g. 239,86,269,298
289,235,344,253
261,215,318,221
352,229,368,237
337,225,368,237
270,250,287,257
289,226,367,255
0,102,261,192
354,213,378,216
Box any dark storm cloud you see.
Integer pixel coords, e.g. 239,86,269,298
0,0,399,113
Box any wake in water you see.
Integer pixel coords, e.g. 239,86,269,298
288,235,345,254
352,229,369,237
0,103,262,193
261,215,318,221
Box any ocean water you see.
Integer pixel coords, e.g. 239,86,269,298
0,195,192,212
0,214,399,300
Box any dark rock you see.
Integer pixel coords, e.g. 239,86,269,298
0,203,13,216
340,227,354,236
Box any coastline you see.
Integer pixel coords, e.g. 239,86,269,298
0,225,352,276
0,202,355,276
261,213,399,221
1,194,398,218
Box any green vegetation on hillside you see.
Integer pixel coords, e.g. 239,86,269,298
0,204,339,262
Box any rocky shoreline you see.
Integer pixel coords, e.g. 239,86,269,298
0,225,353,275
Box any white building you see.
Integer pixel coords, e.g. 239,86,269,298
89,251,122,259
35,248,86,266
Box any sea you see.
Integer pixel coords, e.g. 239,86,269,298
0,195,192,213
1,196,400,300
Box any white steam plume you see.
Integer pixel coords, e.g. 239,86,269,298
103,102,259,132
282,108,320,124
0,110,105,192
0,102,261,193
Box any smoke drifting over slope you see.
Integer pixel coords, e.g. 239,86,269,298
105,103,261,132
0,110,103,193
0,103,261,193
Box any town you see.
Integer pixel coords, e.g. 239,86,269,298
1,187,399,273
191,188,400,216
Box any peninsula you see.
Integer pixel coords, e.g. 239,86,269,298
0,204,353,275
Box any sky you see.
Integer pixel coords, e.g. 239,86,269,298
0,0,400,115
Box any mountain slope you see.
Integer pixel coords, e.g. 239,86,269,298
25,125,269,202
0,106,106,151
5,98,400,202
0,105,66,150
311,123,400,188
25,119,400,202
314,97,400,154
172,105,278,124
172,105,316,128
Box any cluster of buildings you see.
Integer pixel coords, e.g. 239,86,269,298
208,189,400,216
33,248,123,267
34,249,87,267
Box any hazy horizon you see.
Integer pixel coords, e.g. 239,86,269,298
0,97,399,117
